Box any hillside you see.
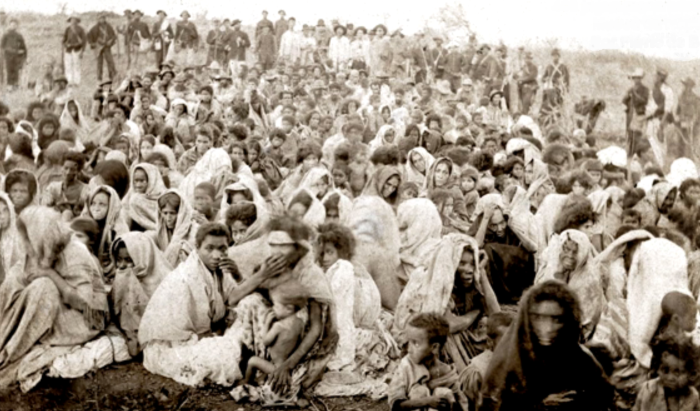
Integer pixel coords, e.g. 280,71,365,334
3,11,700,140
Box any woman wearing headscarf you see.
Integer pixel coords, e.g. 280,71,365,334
35,140,72,190
0,192,25,284
164,98,194,148
59,99,91,146
0,207,109,383
469,193,537,304
313,222,399,398
35,114,61,151
368,124,398,154
152,190,198,268
287,188,326,230
111,232,173,356
219,174,270,223
227,217,337,405
535,229,605,338
394,233,500,373
404,147,435,187
480,281,612,411
150,143,184,189
81,185,129,274
2,169,40,215
424,156,469,219
122,163,167,232
396,198,443,285
363,165,402,209
178,147,233,204
633,180,677,228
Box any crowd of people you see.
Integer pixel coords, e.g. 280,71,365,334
1,6,700,411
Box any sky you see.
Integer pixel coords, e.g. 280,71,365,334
3,0,700,60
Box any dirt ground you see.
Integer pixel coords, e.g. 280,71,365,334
0,361,390,411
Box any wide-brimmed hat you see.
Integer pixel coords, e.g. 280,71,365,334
435,79,453,95
67,15,80,23
231,19,242,26
156,10,167,17
54,74,68,83
681,77,696,87
317,19,325,27
354,26,367,36
656,68,669,78
334,25,347,35
489,89,504,100
551,48,561,57
461,77,473,87
99,79,112,87
629,68,645,79
180,10,191,18
132,10,143,17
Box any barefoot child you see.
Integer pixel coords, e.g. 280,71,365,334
388,313,467,411
244,281,309,384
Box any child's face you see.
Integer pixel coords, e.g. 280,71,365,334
42,124,55,136
161,203,178,230
332,169,347,186
303,155,319,171
401,187,418,201
116,245,135,270
589,170,602,185
659,352,690,392
248,148,259,163
273,301,296,320
406,326,435,364
230,220,248,244
281,120,293,133
133,169,148,193
621,215,640,227
461,176,476,193
571,180,586,196
512,163,524,179
271,137,284,148
289,202,308,219
194,189,214,214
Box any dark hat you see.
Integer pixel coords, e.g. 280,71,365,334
99,79,113,87
67,15,81,23
434,36,443,42
317,19,325,27
231,19,242,26
133,10,143,17
334,25,347,35
489,89,503,100
54,74,68,83
354,26,367,36
479,43,491,51
180,10,191,18
123,9,132,15
373,24,388,35
156,10,167,16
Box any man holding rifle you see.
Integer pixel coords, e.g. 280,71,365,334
88,13,117,83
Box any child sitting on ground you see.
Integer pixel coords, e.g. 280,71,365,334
388,313,467,411
650,291,698,370
633,336,700,411
243,281,309,385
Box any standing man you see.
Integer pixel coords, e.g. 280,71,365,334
206,20,228,66
175,11,199,66
62,16,87,87
279,17,300,65
540,48,570,120
649,68,675,141
676,78,700,149
623,69,650,158
126,10,151,73
274,10,288,47
429,37,447,83
152,10,174,67
1,18,27,91
517,51,538,114
87,13,117,83
481,45,506,98
256,25,277,71
117,10,133,70
444,41,465,93
225,20,250,67
256,11,274,43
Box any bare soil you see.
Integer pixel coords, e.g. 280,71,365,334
0,361,389,411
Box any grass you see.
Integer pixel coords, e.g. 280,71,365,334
4,11,700,142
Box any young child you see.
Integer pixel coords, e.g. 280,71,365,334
650,291,698,359
193,182,218,224
634,336,700,411
459,166,480,220
243,281,309,384
388,313,467,411
265,128,288,169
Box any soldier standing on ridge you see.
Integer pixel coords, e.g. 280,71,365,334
62,15,87,87
1,18,27,91
88,13,117,83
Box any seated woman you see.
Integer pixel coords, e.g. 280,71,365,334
178,126,215,175
81,185,129,275
469,194,537,304
227,217,337,405
480,281,613,411
404,147,435,187
0,192,25,284
363,165,402,210
429,188,471,235
552,196,601,251
148,144,184,189
321,192,353,224
397,198,443,286
274,142,324,202
424,157,468,220
394,234,500,373
152,190,198,267
138,223,243,387
0,207,109,383
219,175,269,224
287,189,325,229
122,163,167,232
111,232,173,356
59,99,91,147
633,180,677,228
2,169,39,215
535,229,605,339
298,167,332,202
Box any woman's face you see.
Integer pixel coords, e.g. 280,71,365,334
133,169,149,193
488,209,507,238
332,169,347,187
247,148,259,164
162,203,178,230
381,109,391,122
289,202,308,219
325,206,340,223
571,180,586,196
174,104,185,116
140,140,154,159
529,300,565,347
456,249,475,288
560,239,578,272
577,219,595,239
116,245,135,270
411,152,426,173
32,108,44,120
9,182,30,209
524,163,534,185
384,129,395,143
512,163,524,179
401,187,418,201
320,243,339,270
196,135,213,156
311,177,329,199
90,192,110,221
382,176,400,198
68,103,79,118
309,114,320,128
230,220,248,244
589,170,602,185
230,191,249,205
0,201,10,231
434,163,450,187
230,146,245,162
303,155,319,172
116,142,129,156
661,190,677,214
348,102,358,113
409,128,420,139
42,123,55,136
200,90,212,103
461,177,475,193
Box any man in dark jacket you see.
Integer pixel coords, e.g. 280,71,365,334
126,10,150,71
1,18,27,90
151,10,174,67
206,20,228,66
224,20,250,64
175,11,199,66
517,52,538,114
62,16,87,86
623,69,650,157
256,11,274,43
88,14,117,82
